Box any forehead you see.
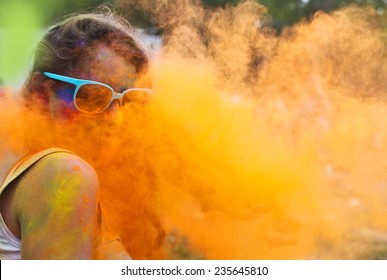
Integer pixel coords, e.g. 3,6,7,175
76,44,137,90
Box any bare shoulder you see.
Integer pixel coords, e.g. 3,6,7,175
13,152,99,259
23,152,98,189
36,152,97,177
14,152,99,218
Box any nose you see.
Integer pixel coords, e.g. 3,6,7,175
104,99,123,125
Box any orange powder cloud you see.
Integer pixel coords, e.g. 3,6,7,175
1,1,387,259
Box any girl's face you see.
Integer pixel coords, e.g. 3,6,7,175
48,44,138,125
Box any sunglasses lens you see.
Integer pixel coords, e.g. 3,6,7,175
122,89,151,106
75,84,112,113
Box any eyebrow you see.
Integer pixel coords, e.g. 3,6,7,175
110,76,136,93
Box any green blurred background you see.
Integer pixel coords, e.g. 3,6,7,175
0,0,386,85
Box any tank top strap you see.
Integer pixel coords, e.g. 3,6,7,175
0,147,76,196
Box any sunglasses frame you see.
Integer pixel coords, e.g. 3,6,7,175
43,72,153,114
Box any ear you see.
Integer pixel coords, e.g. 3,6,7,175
24,72,53,110
29,72,54,92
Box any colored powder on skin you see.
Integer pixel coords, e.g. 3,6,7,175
50,176,82,216
2,0,387,259
83,194,89,207
80,194,90,224
72,165,81,172
8,155,96,259
81,194,90,233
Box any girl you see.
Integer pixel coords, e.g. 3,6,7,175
0,9,155,259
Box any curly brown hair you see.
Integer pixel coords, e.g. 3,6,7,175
23,8,150,104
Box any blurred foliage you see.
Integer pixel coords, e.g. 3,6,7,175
1,0,385,31
0,0,114,84
259,0,386,30
0,1,41,84
0,0,116,27
202,0,386,30
114,0,387,31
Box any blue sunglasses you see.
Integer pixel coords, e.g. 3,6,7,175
43,72,153,114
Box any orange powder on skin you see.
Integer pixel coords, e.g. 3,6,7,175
80,194,90,227
72,165,81,172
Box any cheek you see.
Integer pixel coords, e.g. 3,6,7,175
56,86,74,104
53,87,79,120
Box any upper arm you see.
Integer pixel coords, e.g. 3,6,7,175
14,153,99,259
